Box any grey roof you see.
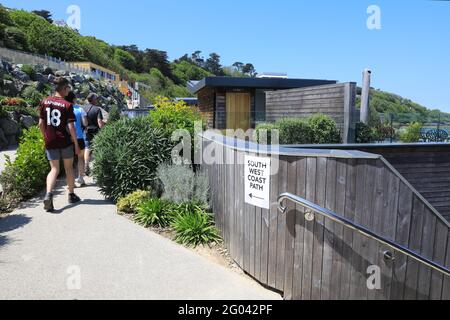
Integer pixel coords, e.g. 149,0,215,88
190,77,337,94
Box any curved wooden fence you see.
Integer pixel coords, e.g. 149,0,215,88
201,134,450,300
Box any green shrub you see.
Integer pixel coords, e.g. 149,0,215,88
254,123,277,144
92,116,173,201
116,190,153,214
355,122,376,143
150,96,203,138
276,118,312,145
400,122,422,143
107,104,121,123
21,86,43,106
2,73,14,81
254,115,341,145
171,203,221,247
374,122,395,142
3,26,28,51
156,164,209,205
21,65,36,80
26,17,84,61
135,198,175,228
1,105,39,119
0,195,18,214
308,114,341,144
0,126,49,202
0,5,14,26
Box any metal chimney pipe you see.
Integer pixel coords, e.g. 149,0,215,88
360,69,372,124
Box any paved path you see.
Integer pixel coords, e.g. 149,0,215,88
0,178,281,300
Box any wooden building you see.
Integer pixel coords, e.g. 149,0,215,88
191,77,336,130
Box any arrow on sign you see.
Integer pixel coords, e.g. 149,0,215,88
249,193,264,200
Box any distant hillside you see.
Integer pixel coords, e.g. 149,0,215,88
2,4,449,122
0,4,256,101
356,89,450,125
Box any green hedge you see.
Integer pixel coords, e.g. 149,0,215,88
255,114,341,145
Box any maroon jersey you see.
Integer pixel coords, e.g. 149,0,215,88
39,96,75,150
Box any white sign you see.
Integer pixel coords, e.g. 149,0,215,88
244,155,271,209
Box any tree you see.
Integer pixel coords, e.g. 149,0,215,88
232,62,244,72
32,10,53,23
3,27,28,51
114,48,136,70
242,63,257,77
172,60,213,84
118,45,146,73
0,5,14,26
27,18,84,60
143,49,173,78
191,51,204,68
205,53,224,76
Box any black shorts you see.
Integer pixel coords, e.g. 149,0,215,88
85,129,99,148
77,139,86,151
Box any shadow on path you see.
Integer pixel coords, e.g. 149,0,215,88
0,214,32,234
0,234,11,247
0,214,31,249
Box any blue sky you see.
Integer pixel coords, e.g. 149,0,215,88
3,0,450,112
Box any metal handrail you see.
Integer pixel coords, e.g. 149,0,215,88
277,192,450,277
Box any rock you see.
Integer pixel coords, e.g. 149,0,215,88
70,73,84,83
0,59,12,72
11,69,30,82
35,73,48,84
6,134,18,146
0,128,8,149
21,115,36,129
42,66,54,75
33,64,45,74
0,118,20,136
6,111,20,122
88,82,97,91
55,70,69,77
48,74,56,83
1,80,19,96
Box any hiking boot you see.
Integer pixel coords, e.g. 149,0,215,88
68,193,81,204
43,193,54,212
76,176,86,187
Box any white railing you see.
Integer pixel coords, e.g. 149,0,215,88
0,47,91,75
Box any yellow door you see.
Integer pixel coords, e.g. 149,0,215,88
226,92,251,130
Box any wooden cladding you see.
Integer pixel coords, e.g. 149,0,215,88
265,83,357,143
354,145,450,223
202,137,450,300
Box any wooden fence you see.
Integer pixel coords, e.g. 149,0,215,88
201,134,450,300
265,83,358,143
